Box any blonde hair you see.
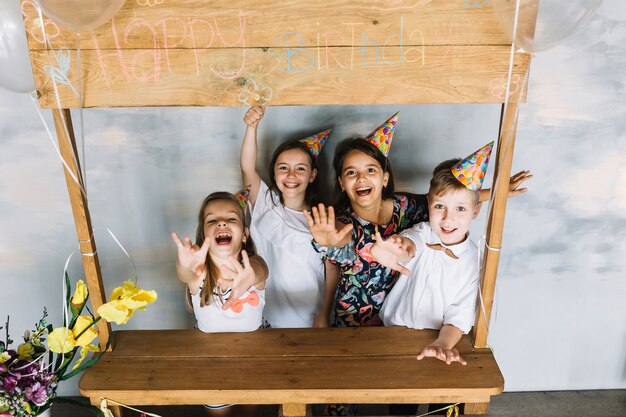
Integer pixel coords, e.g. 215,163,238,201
428,158,479,205
185,192,255,310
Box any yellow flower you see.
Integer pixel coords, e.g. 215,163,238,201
0,351,10,363
97,280,157,325
47,327,76,353
71,279,88,307
24,402,32,415
72,343,99,370
72,315,98,347
17,342,34,360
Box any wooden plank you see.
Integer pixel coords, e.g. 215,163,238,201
52,109,111,349
79,355,503,404
108,328,483,358
280,403,309,417
22,0,510,51
31,46,529,108
463,401,490,415
472,99,522,348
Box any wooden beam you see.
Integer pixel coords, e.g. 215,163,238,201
52,109,111,349
472,95,522,348
31,46,529,108
23,0,510,51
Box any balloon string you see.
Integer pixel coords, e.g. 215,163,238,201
106,228,139,285
76,32,87,195
35,5,87,197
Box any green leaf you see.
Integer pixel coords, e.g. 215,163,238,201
59,332,112,381
64,272,72,327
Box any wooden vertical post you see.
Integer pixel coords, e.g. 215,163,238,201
52,108,111,349
472,101,520,348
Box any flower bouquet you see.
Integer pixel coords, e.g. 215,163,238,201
0,275,157,416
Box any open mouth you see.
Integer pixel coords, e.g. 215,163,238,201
215,232,232,245
283,182,300,189
440,226,457,235
355,186,372,197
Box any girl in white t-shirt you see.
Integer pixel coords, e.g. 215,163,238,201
240,106,340,328
172,191,268,416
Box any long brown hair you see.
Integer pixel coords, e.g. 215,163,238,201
185,192,256,310
332,137,395,212
268,140,319,207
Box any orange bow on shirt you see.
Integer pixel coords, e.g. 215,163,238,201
426,243,459,260
228,291,260,313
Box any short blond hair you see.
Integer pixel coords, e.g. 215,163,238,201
428,158,479,205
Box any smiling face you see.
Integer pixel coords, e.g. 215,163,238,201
338,150,389,209
428,189,481,245
202,199,247,260
273,148,317,203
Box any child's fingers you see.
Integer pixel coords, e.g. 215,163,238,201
303,210,315,228
240,250,251,270
311,206,321,225
199,237,211,255
318,203,328,225
373,231,383,242
183,236,192,248
219,263,237,280
327,205,335,225
227,256,244,274
171,232,183,247
394,263,411,276
337,223,353,240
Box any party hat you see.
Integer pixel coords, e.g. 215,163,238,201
235,185,251,211
451,142,494,191
365,112,399,157
300,129,331,157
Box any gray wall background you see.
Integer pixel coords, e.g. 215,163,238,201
1,0,624,395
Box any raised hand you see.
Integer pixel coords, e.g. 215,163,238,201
219,250,256,310
508,169,533,197
243,106,264,128
303,204,353,248
370,232,412,275
171,232,209,281
417,343,467,365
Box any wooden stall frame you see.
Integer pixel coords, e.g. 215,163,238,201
22,1,536,415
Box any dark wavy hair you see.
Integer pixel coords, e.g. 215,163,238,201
185,191,257,310
268,140,319,208
332,137,395,212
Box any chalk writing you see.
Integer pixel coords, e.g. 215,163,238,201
238,79,272,106
137,0,164,7
44,47,79,97
21,0,59,44
465,0,491,9
90,11,247,87
277,16,424,73
488,74,520,99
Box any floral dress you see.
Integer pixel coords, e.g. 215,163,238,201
314,193,428,327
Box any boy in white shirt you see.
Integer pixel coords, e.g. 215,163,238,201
371,143,494,365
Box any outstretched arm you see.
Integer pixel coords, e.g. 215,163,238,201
479,169,533,202
303,204,353,248
240,106,265,206
417,324,466,365
313,260,340,328
370,231,416,275
171,232,209,294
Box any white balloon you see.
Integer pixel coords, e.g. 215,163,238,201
0,0,36,94
37,0,126,32
493,0,604,52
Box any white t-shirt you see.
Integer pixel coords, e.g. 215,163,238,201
191,286,265,333
379,222,479,334
250,180,325,328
